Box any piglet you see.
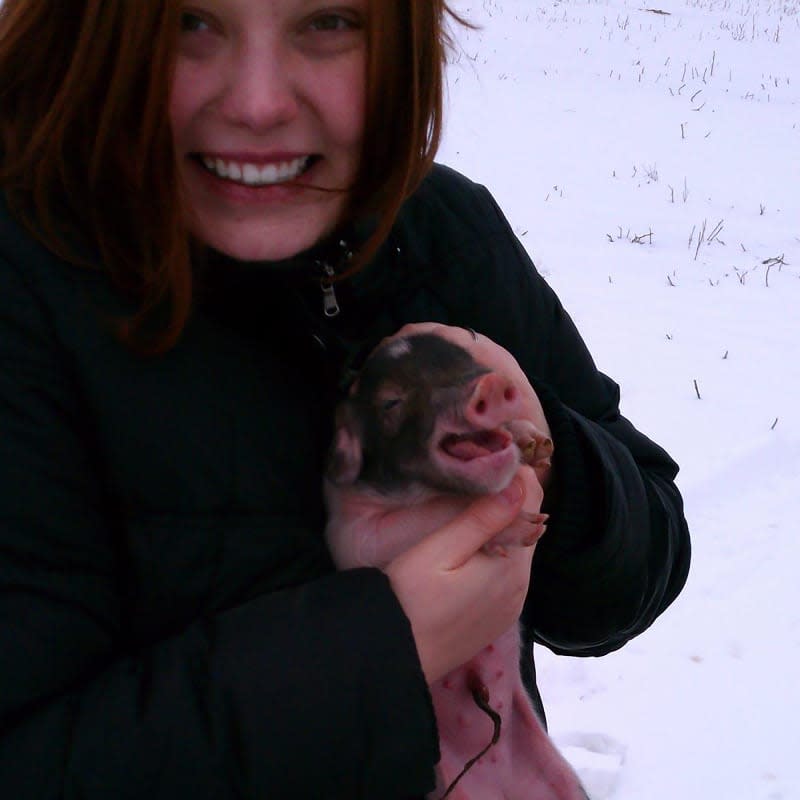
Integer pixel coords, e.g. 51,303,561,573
324,333,587,800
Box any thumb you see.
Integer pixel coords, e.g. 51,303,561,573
425,475,528,570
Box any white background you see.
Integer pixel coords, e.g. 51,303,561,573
441,1,799,797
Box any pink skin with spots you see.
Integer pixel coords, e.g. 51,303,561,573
324,334,586,799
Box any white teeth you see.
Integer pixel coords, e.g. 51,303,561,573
242,163,260,183
201,155,310,186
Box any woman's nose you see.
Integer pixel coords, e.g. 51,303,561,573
220,46,299,131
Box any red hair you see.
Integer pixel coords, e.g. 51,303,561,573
0,0,466,352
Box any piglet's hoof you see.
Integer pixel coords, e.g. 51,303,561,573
506,419,553,471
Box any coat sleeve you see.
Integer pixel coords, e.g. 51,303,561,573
441,180,691,657
0,255,438,799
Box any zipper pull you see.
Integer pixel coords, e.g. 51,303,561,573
320,262,340,318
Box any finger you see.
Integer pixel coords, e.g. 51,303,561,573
391,321,443,338
423,475,530,571
484,522,547,555
487,516,548,551
516,464,544,515
388,322,473,351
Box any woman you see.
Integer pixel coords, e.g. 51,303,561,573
0,1,690,797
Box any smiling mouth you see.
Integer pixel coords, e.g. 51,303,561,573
195,154,318,187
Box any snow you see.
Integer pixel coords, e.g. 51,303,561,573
440,1,800,797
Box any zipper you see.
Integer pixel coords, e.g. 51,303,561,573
319,262,340,318
318,239,353,318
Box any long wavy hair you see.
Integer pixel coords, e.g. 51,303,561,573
0,0,466,352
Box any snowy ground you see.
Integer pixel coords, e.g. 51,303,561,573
440,1,800,797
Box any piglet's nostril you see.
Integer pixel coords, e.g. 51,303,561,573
503,386,516,403
475,400,487,414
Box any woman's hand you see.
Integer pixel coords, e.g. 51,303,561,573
385,466,544,684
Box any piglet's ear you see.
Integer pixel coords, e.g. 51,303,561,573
326,407,363,485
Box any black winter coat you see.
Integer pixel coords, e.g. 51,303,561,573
0,164,690,798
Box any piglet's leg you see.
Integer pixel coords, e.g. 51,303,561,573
509,685,589,800
481,419,552,557
429,662,587,800
507,419,553,480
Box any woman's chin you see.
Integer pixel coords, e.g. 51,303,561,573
184,181,347,263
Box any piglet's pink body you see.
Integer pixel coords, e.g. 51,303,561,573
432,631,584,800
325,487,586,800
324,333,586,799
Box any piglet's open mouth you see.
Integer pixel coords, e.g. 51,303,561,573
439,429,513,461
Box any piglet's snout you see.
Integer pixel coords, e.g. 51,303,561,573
464,372,524,428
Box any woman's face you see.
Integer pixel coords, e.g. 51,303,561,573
169,0,368,262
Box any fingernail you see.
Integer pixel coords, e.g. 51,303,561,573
523,524,547,546
520,511,549,524
499,477,524,505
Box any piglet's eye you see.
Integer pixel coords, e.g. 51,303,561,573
374,383,406,419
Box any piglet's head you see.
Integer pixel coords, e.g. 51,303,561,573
326,333,528,496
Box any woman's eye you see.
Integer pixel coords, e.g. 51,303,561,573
306,5,366,36
177,8,222,58
309,14,356,32
294,6,367,55
180,12,210,33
